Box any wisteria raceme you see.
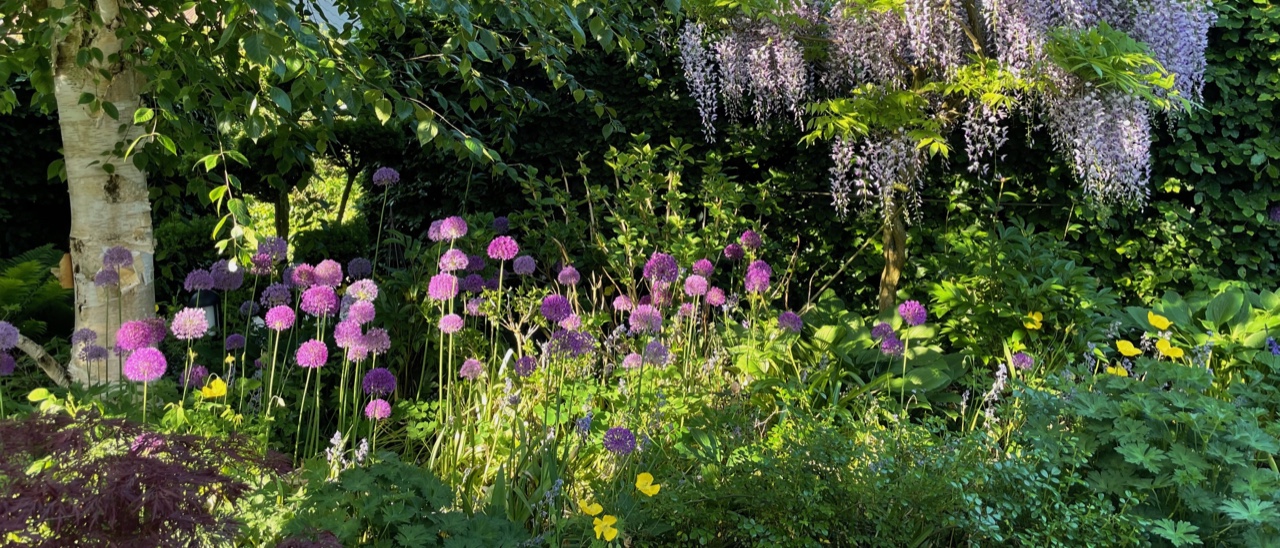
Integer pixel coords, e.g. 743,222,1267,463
744,23,808,124
962,101,1010,178
903,0,967,73
677,21,719,139
714,31,749,122
1047,87,1151,204
1131,0,1215,101
825,2,909,88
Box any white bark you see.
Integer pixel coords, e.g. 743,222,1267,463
51,0,155,385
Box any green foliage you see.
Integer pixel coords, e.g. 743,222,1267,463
1045,22,1182,109
0,245,73,344
153,216,222,303
0,79,66,258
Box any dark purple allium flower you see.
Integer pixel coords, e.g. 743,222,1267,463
296,339,329,368
723,243,744,261
0,322,19,351
515,355,537,377
465,254,485,272
706,287,726,307
629,305,663,335
465,298,486,317
428,274,460,301
459,274,484,294
346,300,376,325
559,314,582,331
487,236,519,261
512,255,536,276
372,167,400,187
684,275,709,297
460,358,484,380
347,279,379,302
347,257,373,279
102,246,133,269
540,295,573,323
0,352,15,376
93,269,119,288
439,313,464,334
362,367,397,396
334,320,363,351
210,259,244,291
301,286,339,317
170,308,209,340
744,260,772,293
291,264,317,289
80,344,109,362
439,249,469,272
778,311,803,333
692,259,714,277
363,328,391,355
124,347,166,382
603,426,637,456
259,283,291,308
492,216,510,234
897,300,927,327
739,230,762,250
258,236,288,263
184,364,209,388
1270,205,1280,223
249,253,273,276
871,322,895,339
1012,352,1034,370
612,295,633,312
313,260,343,288
622,353,642,370
643,252,679,285
678,302,696,318
484,276,500,291
265,305,296,331
643,339,670,366
880,335,904,356
115,320,156,352
71,328,97,346
184,269,214,292
557,265,580,286
365,398,392,420
440,216,468,240
224,333,246,351
550,329,596,357
239,300,260,317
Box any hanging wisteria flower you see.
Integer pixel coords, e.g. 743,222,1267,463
364,328,391,356
778,311,803,333
461,274,485,294
291,264,317,289
427,220,444,242
439,314,465,334
296,339,329,368
365,398,392,420
224,333,246,351
622,353,643,370
347,279,379,302
744,260,772,293
643,340,671,366
183,269,214,292
465,298,487,317
259,283,290,308
170,308,209,340
0,352,14,376
897,300,927,327
239,301,260,317
102,246,133,269
723,243,744,260
612,295,633,312
372,167,400,187
515,356,537,377
346,300,376,325
123,347,167,382
460,358,484,380
184,364,209,388
692,258,714,277
560,314,582,331
362,367,397,396
301,286,339,317
428,274,459,301
540,295,573,323
0,321,19,350
93,269,119,288
210,259,244,291
116,320,161,352
265,305,296,331
871,322,894,339
603,426,637,456
740,230,762,250
314,260,344,287
512,255,536,276
880,335,904,356
558,265,581,286
629,305,663,335
1012,352,1035,370
684,275,709,297
643,252,680,285
706,287,727,307
440,216,468,240
487,236,519,261
347,257,373,279
438,249,469,272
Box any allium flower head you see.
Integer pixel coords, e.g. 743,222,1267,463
346,300,376,325
124,347,167,382
487,236,519,261
440,216,468,240
115,320,160,352
540,295,573,323
296,339,329,368
239,301,259,317
72,328,97,346
259,283,290,308
515,356,537,377
723,243,744,261
513,255,536,276
692,259,714,277
460,274,484,294
744,260,772,293
706,287,726,307
558,265,580,286
363,328,391,355
460,358,484,380
347,279,379,302
559,314,582,331
372,167,400,187
550,329,596,357
622,353,643,370
492,216,510,234
184,269,214,292
897,300,928,327
1012,352,1035,370
0,352,15,376
629,305,663,335
334,320,364,351
871,322,894,339
184,364,209,388
291,264,317,289
439,249,469,272
880,335,904,356
650,285,672,307
778,311,803,333
1270,205,1280,223
170,308,209,340
684,275,709,297
265,305,296,331
93,269,119,288
643,340,671,366
426,220,444,242
439,313,464,334
365,398,392,420
211,259,244,291
102,246,133,269
362,367,397,396
80,345,109,362
612,295,633,312
257,236,288,263
249,253,273,276
465,298,486,317
301,286,339,317
643,252,679,284
603,426,637,456
678,302,696,318
314,259,343,288
428,273,460,301
740,230,763,250
224,333,246,351
0,321,19,351
347,257,373,279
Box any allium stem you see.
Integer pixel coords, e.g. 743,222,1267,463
264,330,282,447
294,368,313,463
372,188,390,277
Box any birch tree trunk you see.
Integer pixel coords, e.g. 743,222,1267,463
52,0,155,385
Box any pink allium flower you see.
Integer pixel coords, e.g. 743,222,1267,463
440,216,468,240
346,300,376,325
439,314,464,334
124,347,167,382
265,305,296,331
559,314,582,331
296,339,329,368
301,286,339,317
334,320,364,350
365,398,392,420
487,236,519,261
314,259,343,287
459,358,484,380
691,259,714,277
629,305,663,334
706,287,726,307
557,266,580,286
347,279,379,302
622,353,643,370
439,249,469,272
643,252,679,284
363,327,391,355
684,275,709,297
612,295,633,312
740,230,762,250
540,295,572,323
778,311,803,333
428,273,459,301
116,320,159,352
744,260,772,293
291,264,317,289
170,308,209,340
723,243,744,261
897,300,927,327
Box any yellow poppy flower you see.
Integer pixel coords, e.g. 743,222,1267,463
1156,339,1185,359
593,515,619,541
577,499,602,517
635,473,661,497
1105,365,1129,377
1148,311,1172,331
224,353,236,365
200,378,227,399
1024,311,1043,330
1116,340,1141,357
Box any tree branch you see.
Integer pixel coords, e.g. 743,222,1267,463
14,334,72,388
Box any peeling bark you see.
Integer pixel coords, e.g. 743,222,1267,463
15,334,71,388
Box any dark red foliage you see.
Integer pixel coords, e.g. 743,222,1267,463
0,410,282,547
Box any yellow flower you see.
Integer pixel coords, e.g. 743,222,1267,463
1023,311,1043,330
1156,339,1185,359
635,473,661,497
593,515,619,541
1148,311,1172,331
1105,365,1130,377
577,499,602,517
224,353,236,365
201,378,227,399
1115,340,1141,357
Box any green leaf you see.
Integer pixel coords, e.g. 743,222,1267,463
374,98,392,124
1204,289,1244,328
198,154,219,172
242,32,269,65
228,198,250,224
27,388,50,402
133,107,154,124
1151,519,1201,547
155,134,176,156
467,41,488,61
208,185,228,205
269,86,291,113
101,101,119,120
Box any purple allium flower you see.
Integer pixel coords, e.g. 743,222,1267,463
744,260,772,293
540,295,573,323
740,230,762,250
439,314,464,334
643,252,680,285
239,300,260,317
210,259,244,291
265,305,296,331
145,318,169,346
124,347,167,382
692,259,714,277
460,358,484,380
115,320,158,352
313,260,343,288
603,426,636,456
484,276,500,291
170,308,209,340
1012,352,1035,370
435,249,466,272
678,302,696,318
428,274,460,301
460,274,484,294
80,345,109,362
880,335,904,356
184,269,214,292
557,265,580,286
184,364,209,388
365,398,392,420
347,257,373,279
71,328,97,346
515,355,537,377
684,275,709,297
291,264,317,289
897,300,928,327
622,353,643,370
346,300,376,325
102,246,133,269
493,216,510,234
613,295,633,312
372,167,400,187
0,321,19,351
334,320,363,352
363,328,391,355
249,253,273,276
259,283,291,308
296,339,329,368
362,367,397,396
426,220,444,242
487,236,519,261
466,255,485,273
1270,205,1280,223
465,298,486,317
871,322,894,339
224,333,246,351
706,287,726,307
93,268,119,288
440,216,468,240
347,279,379,302
301,286,339,317
0,352,15,376
257,236,288,263
559,314,582,331
643,340,670,366
512,255,536,276
778,311,803,333
629,305,663,334
550,329,596,357
723,243,744,261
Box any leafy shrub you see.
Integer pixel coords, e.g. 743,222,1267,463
0,245,73,345
153,215,221,303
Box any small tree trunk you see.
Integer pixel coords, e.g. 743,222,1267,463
335,166,357,225
877,200,907,314
274,187,291,241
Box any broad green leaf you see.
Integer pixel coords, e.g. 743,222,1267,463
133,107,154,124
1204,289,1244,328
269,86,292,113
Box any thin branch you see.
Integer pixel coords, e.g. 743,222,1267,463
15,334,71,388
